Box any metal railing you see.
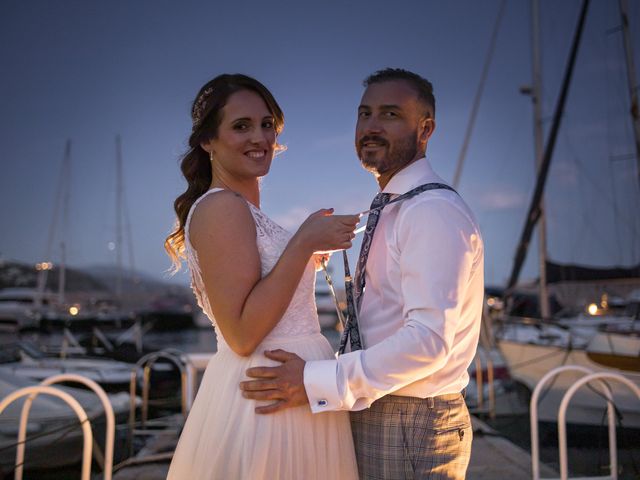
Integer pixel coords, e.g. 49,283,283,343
128,349,194,456
0,385,93,480
530,365,640,480
34,374,114,480
469,346,496,418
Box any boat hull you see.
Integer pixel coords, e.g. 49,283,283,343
498,340,640,428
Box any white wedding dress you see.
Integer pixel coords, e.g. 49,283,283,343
167,188,358,479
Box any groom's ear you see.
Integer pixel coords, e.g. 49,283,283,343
419,117,435,144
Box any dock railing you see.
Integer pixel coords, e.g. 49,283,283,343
530,365,640,480
31,374,115,480
128,349,194,457
468,346,496,418
0,385,94,480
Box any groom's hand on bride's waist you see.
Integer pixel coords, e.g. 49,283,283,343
240,349,309,414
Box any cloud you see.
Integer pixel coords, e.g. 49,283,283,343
272,206,313,232
476,188,528,210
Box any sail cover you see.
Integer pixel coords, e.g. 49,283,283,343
546,261,640,283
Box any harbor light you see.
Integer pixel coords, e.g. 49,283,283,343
587,303,598,315
69,305,80,316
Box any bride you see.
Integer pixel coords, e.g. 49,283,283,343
164,73,359,479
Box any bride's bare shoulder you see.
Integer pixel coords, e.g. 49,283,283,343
190,191,255,247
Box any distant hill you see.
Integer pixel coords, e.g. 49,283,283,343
82,264,180,294
0,261,191,296
0,260,108,292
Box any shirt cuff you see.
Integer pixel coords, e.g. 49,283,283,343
303,359,343,413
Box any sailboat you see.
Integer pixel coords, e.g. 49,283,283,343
494,0,640,428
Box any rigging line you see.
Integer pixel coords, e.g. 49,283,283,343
618,0,640,191
535,346,572,406
569,140,640,243
0,415,94,453
558,117,640,246
507,0,591,292
560,131,621,261
122,185,136,278
572,153,624,262
567,201,588,263
608,156,625,263
506,345,568,370
601,8,627,263
613,1,640,262
604,10,635,156
6,417,92,474
451,0,507,189
43,141,70,263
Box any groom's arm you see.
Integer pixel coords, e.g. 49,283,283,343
305,199,482,412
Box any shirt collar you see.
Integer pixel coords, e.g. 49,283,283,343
381,157,447,196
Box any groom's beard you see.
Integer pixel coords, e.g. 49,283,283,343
357,130,419,177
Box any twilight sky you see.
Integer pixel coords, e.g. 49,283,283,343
1,0,639,287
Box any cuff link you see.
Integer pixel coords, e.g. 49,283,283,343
317,399,328,407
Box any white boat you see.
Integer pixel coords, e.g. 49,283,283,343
498,315,640,427
0,341,134,391
0,288,55,331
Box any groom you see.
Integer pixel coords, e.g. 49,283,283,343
241,68,484,479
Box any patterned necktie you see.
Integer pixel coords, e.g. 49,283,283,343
338,192,391,354
336,183,457,355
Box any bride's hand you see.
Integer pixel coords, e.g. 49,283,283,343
294,209,359,254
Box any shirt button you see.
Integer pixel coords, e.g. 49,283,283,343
318,399,328,407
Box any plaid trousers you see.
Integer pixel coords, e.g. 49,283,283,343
350,393,472,480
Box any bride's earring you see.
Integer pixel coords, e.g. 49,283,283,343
209,150,214,163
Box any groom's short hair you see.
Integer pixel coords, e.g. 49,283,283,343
364,68,435,119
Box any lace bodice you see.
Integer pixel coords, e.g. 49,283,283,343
184,189,320,348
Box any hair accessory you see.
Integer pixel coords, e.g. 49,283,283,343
192,87,214,129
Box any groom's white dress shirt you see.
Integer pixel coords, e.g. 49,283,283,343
304,157,484,413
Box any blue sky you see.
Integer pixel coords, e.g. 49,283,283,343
1,0,639,287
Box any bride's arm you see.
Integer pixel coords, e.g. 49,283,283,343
190,191,356,356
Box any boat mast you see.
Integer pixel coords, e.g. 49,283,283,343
618,0,640,190
506,0,591,293
531,0,551,319
58,145,71,305
36,140,71,308
115,135,124,300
